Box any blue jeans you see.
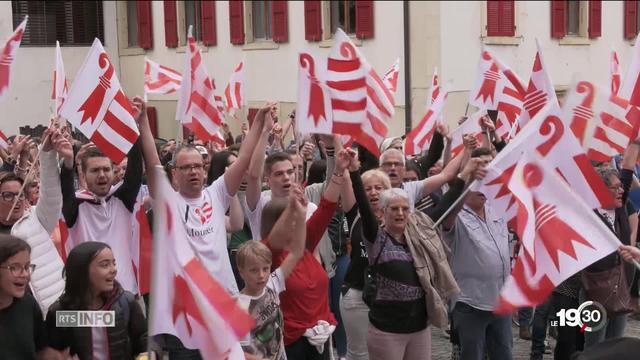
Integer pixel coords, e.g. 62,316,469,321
452,302,513,360
329,254,350,357
530,299,552,356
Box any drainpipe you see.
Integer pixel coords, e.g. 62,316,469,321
403,0,412,134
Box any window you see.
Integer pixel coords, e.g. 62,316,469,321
625,0,639,39
11,1,104,46
304,0,372,42
566,0,580,36
486,0,515,37
551,0,601,40
252,1,272,40
127,1,138,47
330,0,356,34
184,0,202,43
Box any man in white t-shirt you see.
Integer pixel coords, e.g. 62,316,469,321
137,97,270,296
379,148,463,208
245,115,317,241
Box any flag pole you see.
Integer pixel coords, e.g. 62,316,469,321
430,184,473,229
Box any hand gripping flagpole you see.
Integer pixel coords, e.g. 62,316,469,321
430,184,473,229
5,118,53,222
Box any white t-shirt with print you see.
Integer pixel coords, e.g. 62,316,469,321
176,176,239,296
237,268,287,360
246,191,317,241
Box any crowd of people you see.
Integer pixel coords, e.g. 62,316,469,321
2,98,640,360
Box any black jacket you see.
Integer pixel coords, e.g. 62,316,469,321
45,287,147,360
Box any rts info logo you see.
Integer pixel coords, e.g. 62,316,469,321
551,301,607,333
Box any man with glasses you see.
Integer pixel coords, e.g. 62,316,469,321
378,147,463,209
7,127,68,314
59,127,143,294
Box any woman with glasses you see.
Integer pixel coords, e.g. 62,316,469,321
45,242,148,359
0,234,59,359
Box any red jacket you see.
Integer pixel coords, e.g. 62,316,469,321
264,197,337,345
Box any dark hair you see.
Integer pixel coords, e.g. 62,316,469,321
265,152,292,175
0,234,30,266
471,147,493,158
306,159,326,185
227,143,241,156
0,172,24,187
80,147,109,173
60,242,118,310
208,151,236,185
404,160,422,180
260,198,288,239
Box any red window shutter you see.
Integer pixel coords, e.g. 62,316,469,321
272,1,289,43
229,0,245,45
164,0,178,48
588,1,601,38
550,0,566,39
304,1,322,41
355,0,374,39
146,106,158,138
201,1,217,46
486,1,501,36
625,0,638,40
500,1,515,37
137,1,153,49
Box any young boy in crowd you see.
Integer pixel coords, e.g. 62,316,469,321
236,185,307,360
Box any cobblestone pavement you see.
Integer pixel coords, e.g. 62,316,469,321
429,317,640,360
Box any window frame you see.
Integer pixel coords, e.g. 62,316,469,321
480,0,522,46
317,1,362,47
12,0,104,47
330,0,356,35
117,1,145,55
251,0,272,41
557,0,591,45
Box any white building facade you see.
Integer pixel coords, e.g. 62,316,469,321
1,1,639,141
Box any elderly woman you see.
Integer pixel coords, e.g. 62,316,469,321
340,166,391,360
346,150,481,360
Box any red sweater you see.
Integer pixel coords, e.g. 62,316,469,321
263,197,337,346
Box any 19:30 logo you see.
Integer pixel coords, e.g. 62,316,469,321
554,301,607,332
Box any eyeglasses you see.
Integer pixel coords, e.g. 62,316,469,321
1,191,25,202
0,263,36,276
608,184,623,191
176,164,204,173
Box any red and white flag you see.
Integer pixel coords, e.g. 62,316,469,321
620,35,640,107
327,29,368,136
144,57,182,99
449,110,485,157
176,27,224,142
149,166,254,360
0,16,27,101
515,40,559,134
131,190,152,295
296,52,334,135
405,86,447,156
427,67,440,108
494,152,620,313
224,60,246,111
52,41,68,115
469,50,526,139
59,39,138,164
562,80,640,162
471,104,615,229
0,130,8,149
331,30,392,156
611,50,621,95
382,58,400,94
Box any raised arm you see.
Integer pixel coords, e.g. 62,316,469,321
620,141,640,203
225,195,245,233
133,97,161,199
275,185,307,279
113,139,143,211
441,157,488,230
416,128,444,178
245,109,273,211
348,150,378,242
35,129,65,233
59,135,79,228
419,145,469,197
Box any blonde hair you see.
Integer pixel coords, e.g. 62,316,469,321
236,241,273,269
361,169,392,190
